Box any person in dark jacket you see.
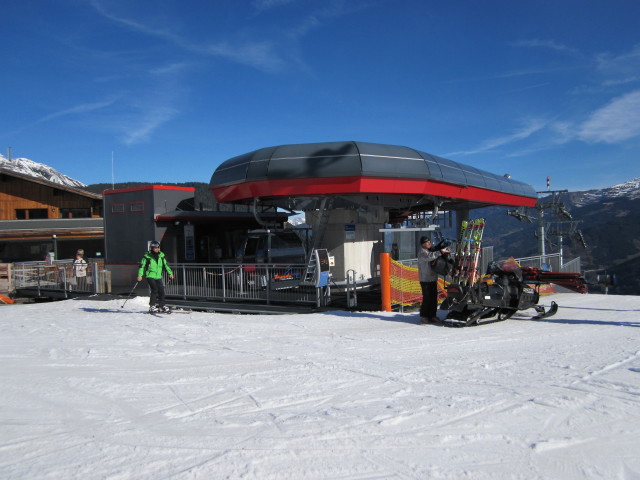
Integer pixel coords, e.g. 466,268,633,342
417,236,448,324
137,241,174,313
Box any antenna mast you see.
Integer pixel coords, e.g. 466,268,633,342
111,151,115,190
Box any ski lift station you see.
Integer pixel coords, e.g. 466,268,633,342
100,141,537,311
210,141,537,279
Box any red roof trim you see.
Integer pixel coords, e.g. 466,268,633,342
103,185,195,195
211,176,537,207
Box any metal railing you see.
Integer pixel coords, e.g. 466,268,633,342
12,260,107,297
163,263,317,305
514,253,581,273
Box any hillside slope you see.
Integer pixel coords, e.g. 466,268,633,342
479,179,640,295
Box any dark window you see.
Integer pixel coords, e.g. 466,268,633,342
59,208,91,218
111,203,125,214
130,201,145,213
28,209,48,219
15,209,48,219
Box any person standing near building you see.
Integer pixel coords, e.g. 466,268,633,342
137,241,174,313
417,236,448,324
72,249,88,290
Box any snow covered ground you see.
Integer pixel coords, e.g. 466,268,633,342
1,293,639,479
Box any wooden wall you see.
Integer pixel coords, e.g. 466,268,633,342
0,174,102,220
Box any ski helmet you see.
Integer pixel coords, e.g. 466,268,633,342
150,240,160,249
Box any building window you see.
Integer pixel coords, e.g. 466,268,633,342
59,208,91,218
15,208,48,219
130,201,145,213
111,203,125,214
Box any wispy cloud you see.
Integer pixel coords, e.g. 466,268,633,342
150,63,191,76
595,43,640,76
452,90,640,159
90,0,285,73
511,39,580,56
578,89,640,143
122,105,178,145
571,44,640,95
447,119,548,156
251,0,301,12
286,0,371,40
1,97,119,139
33,97,119,125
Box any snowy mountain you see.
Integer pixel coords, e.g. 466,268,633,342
570,177,640,207
479,176,640,295
0,154,86,188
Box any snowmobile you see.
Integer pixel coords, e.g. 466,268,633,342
439,257,587,327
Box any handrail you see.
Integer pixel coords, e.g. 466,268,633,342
163,262,316,305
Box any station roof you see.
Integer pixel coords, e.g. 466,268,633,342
210,141,538,209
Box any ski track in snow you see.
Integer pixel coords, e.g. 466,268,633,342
1,293,639,479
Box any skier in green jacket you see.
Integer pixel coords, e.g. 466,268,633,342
137,240,174,313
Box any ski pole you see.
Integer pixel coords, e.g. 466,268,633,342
121,281,139,308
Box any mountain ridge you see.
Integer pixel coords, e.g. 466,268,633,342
0,154,86,188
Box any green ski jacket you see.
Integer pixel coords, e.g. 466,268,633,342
137,251,173,280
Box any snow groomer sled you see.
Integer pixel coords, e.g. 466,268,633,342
440,256,588,327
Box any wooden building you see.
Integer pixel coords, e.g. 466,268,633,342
0,167,104,262
0,167,102,220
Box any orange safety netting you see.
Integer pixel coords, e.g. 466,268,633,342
389,259,448,307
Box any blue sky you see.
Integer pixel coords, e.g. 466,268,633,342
2,0,640,192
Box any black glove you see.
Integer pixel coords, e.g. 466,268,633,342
430,239,451,252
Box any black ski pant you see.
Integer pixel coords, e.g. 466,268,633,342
419,281,438,319
146,277,166,307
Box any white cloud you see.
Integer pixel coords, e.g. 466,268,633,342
34,97,119,125
578,90,640,143
1,97,120,138
204,41,285,73
595,44,640,76
252,0,300,12
511,39,579,56
447,119,547,156
122,105,178,145
90,0,285,73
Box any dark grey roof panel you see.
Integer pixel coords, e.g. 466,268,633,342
245,146,277,180
423,153,468,185
461,165,487,189
267,142,361,179
358,142,430,178
418,152,445,181
211,152,252,186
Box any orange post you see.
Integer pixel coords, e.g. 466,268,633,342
0,294,14,304
380,252,391,312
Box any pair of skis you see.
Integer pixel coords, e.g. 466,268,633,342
145,308,191,316
452,218,485,286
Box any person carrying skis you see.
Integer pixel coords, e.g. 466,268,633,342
417,236,448,324
137,241,174,313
